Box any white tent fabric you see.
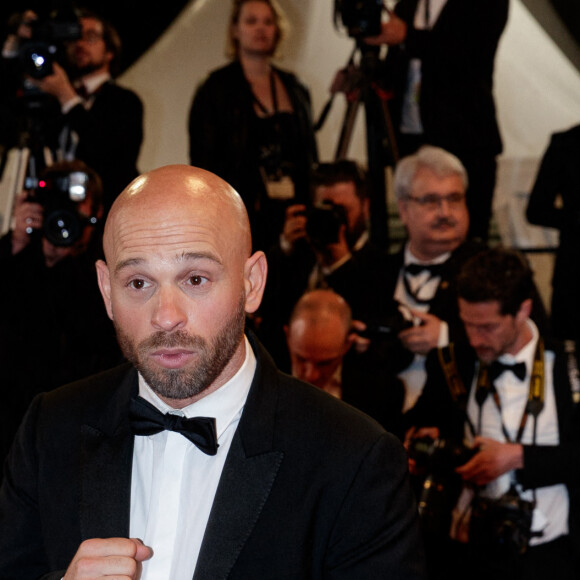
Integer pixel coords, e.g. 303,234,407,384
117,0,580,248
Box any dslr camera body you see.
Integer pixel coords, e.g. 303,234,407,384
25,169,97,246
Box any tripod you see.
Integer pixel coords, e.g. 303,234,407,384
319,43,399,250
0,96,55,235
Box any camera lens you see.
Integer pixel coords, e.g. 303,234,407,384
44,209,82,246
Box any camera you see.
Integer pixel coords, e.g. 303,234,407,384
408,436,477,535
25,170,97,246
16,6,81,79
356,303,414,340
470,485,536,560
335,0,384,38
305,201,348,247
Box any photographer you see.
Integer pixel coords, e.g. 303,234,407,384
406,247,580,580
257,159,389,370
2,7,143,214
0,159,121,471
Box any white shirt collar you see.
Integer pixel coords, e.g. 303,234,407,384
78,71,111,96
496,319,538,371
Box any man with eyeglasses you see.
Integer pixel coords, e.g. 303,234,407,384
377,145,483,415
32,7,143,214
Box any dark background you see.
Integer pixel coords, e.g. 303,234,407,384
1,0,579,75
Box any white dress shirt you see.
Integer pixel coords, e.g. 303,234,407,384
130,335,256,579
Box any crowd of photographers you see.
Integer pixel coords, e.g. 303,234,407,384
0,1,579,579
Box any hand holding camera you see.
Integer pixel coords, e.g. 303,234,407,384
455,437,524,486
10,190,43,255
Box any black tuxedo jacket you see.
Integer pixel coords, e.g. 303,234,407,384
64,81,144,212
0,334,426,579
384,0,508,155
407,338,580,550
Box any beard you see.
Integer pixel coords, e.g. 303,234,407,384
115,295,247,401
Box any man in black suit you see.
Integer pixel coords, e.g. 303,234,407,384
33,7,143,213
406,247,580,580
367,0,508,241
526,123,580,340
0,164,426,579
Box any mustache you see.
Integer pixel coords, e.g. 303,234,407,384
139,330,206,351
431,217,457,228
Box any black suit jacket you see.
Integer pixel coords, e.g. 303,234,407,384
407,338,580,551
526,124,580,338
64,81,144,212
0,334,426,579
384,0,508,155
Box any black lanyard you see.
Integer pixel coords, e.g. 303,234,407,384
252,68,278,117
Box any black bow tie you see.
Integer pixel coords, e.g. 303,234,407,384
129,396,219,456
405,262,443,277
488,360,527,383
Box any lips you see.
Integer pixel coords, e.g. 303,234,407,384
150,348,196,369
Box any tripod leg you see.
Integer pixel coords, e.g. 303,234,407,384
0,147,30,235
334,92,362,160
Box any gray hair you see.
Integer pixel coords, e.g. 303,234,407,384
393,145,468,200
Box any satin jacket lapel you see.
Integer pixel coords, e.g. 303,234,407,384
79,366,137,540
193,334,284,580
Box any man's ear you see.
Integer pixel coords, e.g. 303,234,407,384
397,198,409,227
516,298,533,324
244,251,268,314
95,259,114,320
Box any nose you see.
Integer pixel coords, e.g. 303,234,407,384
436,198,452,216
302,362,322,387
151,286,187,332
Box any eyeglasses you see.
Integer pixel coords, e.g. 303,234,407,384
404,192,466,210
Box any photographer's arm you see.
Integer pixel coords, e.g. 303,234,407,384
33,62,78,108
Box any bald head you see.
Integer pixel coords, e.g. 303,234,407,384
286,290,353,391
103,165,252,264
289,289,352,331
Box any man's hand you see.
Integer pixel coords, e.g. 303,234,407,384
456,437,523,486
281,204,307,250
398,310,442,355
33,62,77,106
364,15,408,46
11,190,43,255
64,537,153,580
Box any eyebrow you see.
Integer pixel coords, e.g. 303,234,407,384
114,251,222,276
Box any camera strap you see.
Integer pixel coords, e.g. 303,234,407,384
438,344,476,437
475,338,545,445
